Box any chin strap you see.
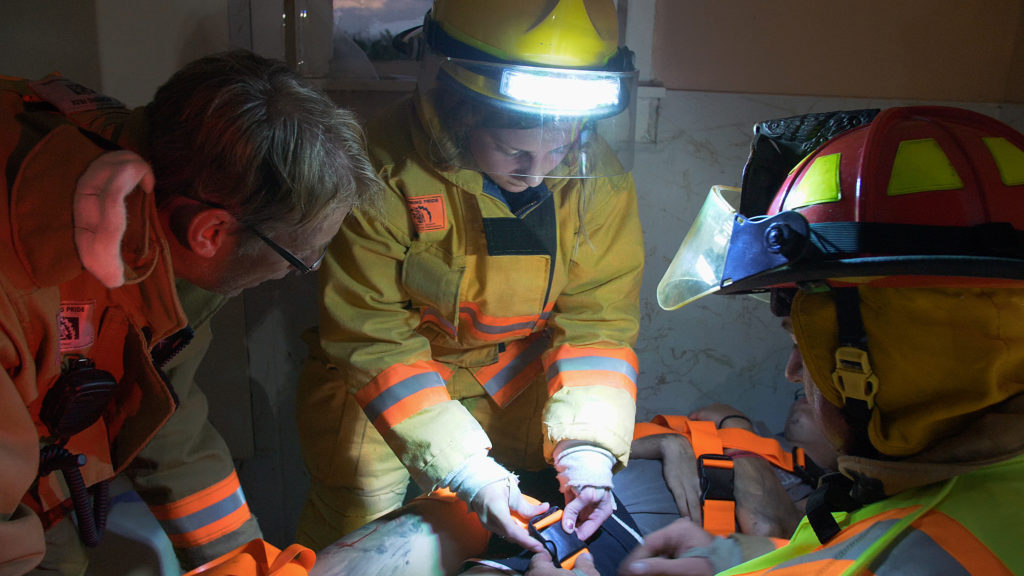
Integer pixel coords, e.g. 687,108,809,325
831,287,881,460
805,470,887,544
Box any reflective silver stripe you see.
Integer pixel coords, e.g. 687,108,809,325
157,487,246,536
362,371,447,423
481,333,549,397
421,307,456,336
770,519,970,575
460,305,542,335
546,355,638,384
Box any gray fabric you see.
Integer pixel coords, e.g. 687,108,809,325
613,459,680,536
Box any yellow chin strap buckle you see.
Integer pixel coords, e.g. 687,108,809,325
832,346,879,410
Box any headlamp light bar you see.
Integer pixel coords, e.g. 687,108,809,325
499,68,622,115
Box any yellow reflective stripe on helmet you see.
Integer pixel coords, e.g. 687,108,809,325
982,136,1024,186
888,138,964,196
783,152,842,210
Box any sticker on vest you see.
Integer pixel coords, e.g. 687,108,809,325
28,76,125,115
59,301,96,351
408,195,447,232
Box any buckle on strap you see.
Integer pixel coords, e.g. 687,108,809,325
832,346,879,410
698,454,736,536
698,454,735,503
527,507,589,569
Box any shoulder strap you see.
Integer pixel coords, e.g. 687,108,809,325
637,414,818,536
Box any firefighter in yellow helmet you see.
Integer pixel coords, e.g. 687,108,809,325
620,106,1024,576
295,0,643,555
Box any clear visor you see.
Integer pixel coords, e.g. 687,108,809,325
657,186,741,310
417,52,637,178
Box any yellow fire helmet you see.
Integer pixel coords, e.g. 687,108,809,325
416,0,638,179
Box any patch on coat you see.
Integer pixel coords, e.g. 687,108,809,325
58,301,96,351
407,195,447,232
28,76,124,115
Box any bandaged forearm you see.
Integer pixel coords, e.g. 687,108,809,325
553,441,616,493
442,452,515,504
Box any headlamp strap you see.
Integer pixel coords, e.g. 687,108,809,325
831,287,879,457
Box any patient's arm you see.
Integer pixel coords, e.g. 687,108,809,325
311,496,490,576
630,434,703,525
731,457,803,537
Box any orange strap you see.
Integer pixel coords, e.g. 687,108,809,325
702,499,737,537
183,539,316,576
636,414,807,537
640,415,804,472
427,489,589,570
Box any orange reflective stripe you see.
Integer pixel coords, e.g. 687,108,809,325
475,331,548,407
150,471,243,520
420,308,456,338
913,511,1014,575
547,369,637,400
703,499,737,537
458,302,552,342
356,360,453,431
165,504,252,548
150,471,252,548
825,506,919,548
545,345,638,401
488,361,541,406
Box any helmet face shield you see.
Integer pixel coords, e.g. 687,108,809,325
417,51,637,179
657,186,741,310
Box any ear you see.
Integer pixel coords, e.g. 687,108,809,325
186,208,237,258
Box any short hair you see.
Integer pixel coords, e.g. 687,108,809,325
147,50,382,234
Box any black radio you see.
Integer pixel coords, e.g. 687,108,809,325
40,357,118,440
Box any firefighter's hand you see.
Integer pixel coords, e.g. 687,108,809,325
472,480,549,554
554,442,616,540
562,486,614,541
630,434,702,525
524,551,599,576
74,150,155,288
618,519,715,576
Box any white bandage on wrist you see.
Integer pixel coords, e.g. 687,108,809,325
553,441,615,494
442,453,515,505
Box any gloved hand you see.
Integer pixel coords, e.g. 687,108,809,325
73,150,155,288
553,441,616,540
444,453,549,553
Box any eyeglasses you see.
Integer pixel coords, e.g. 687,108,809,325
174,193,328,274
250,228,328,274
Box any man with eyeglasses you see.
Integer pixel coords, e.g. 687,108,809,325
0,50,382,575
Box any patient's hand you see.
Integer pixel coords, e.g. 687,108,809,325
630,434,702,525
